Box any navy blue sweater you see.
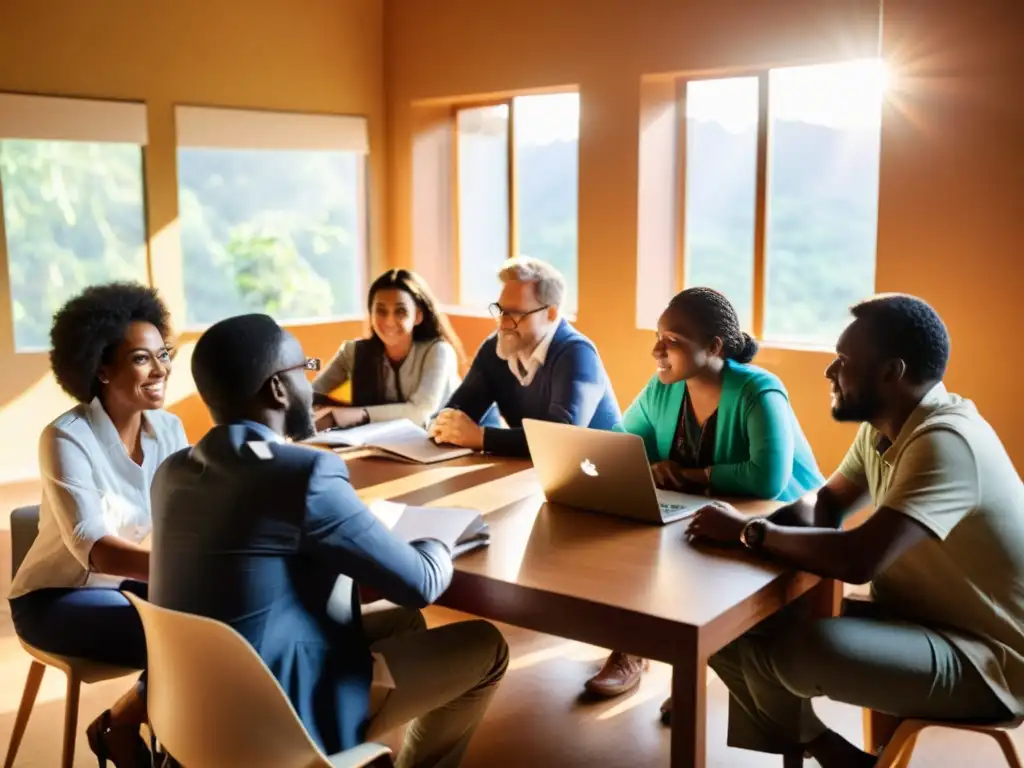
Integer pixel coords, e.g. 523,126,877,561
445,319,621,457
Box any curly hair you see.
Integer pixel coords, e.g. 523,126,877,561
850,294,950,384
49,282,173,403
666,287,759,364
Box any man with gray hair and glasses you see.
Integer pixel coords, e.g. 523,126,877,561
431,257,620,457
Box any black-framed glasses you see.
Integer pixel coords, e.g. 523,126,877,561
488,303,550,329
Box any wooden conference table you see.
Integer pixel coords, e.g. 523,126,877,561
344,452,837,768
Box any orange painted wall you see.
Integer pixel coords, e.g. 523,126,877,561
0,0,383,481
0,0,1021,485
385,0,1024,474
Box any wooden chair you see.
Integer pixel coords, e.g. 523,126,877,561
873,716,1024,768
124,592,392,767
4,505,141,768
847,594,1024,767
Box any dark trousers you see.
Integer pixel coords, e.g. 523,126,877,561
9,580,148,688
710,608,1010,754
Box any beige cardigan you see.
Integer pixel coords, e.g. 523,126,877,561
312,339,460,428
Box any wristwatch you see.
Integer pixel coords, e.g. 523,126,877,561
741,517,769,551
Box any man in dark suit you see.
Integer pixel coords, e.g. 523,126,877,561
149,313,508,767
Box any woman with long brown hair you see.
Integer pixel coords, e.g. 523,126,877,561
312,269,464,428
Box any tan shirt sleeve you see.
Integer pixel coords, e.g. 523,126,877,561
880,426,978,539
837,423,871,487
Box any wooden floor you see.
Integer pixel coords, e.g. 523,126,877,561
0,604,1019,767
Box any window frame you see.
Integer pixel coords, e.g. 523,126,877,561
0,93,152,354
449,92,580,316
671,63,881,347
173,105,372,330
451,97,516,310
674,70,770,339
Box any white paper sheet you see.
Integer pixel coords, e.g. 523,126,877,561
369,500,488,554
304,418,473,464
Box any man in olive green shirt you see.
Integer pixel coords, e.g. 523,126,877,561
686,294,1024,768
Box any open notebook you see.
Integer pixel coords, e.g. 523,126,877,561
303,417,472,464
369,500,490,558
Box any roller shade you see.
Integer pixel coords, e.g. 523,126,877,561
175,106,368,153
0,93,147,144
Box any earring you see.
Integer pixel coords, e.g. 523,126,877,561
98,376,110,385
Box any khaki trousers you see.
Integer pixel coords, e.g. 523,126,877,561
363,603,509,768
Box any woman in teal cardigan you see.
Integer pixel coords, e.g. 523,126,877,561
585,287,824,702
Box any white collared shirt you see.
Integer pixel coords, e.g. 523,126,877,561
9,398,189,598
505,323,557,387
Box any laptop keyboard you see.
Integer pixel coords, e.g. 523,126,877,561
659,502,698,519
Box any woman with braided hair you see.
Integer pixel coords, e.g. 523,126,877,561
583,287,823,702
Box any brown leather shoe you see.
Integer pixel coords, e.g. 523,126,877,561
660,696,672,725
584,652,649,697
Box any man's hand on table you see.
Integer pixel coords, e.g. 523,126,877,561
685,501,748,546
430,409,484,450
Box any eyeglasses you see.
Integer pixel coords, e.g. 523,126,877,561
272,357,321,378
488,303,550,329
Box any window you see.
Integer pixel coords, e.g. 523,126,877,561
641,59,885,345
175,107,369,328
763,61,884,344
456,105,509,311
0,95,148,352
455,92,580,313
683,77,759,332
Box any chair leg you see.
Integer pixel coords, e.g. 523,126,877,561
875,720,925,768
990,730,1024,768
3,660,46,768
892,734,919,768
864,708,903,754
62,672,82,768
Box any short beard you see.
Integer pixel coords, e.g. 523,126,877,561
831,394,882,423
495,332,523,361
284,399,316,442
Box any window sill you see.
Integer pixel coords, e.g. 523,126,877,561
757,339,835,355
634,324,835,355
13,346,49,356
441,305,578,323
439,305,492,320
180,314,365,335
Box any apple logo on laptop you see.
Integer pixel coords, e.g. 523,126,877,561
580,459,599,477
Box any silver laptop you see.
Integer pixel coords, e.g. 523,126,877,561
522,419,708,524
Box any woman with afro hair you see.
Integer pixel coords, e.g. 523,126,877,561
8,282,188,767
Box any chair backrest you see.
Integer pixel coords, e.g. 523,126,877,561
10,506,40,580
123,593,332,768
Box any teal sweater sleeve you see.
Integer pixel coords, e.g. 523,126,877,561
614,381,660,461
710,390,794,499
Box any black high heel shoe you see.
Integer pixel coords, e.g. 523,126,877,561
85,710,152,768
